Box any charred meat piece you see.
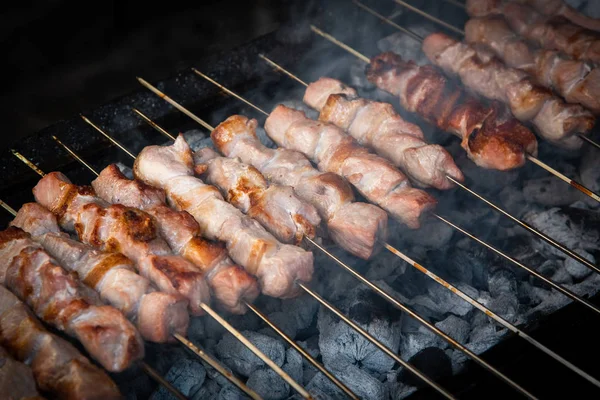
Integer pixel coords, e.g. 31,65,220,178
212,115,388,260
304,77,464,189
0,345,45,400
33,172,211,316
0,286,121,399
367,51,540,170
11,202,189,342
91,164,259,314
265,105,437,229
465,15,600,115
467,0,600,65
195,147,321,244
0,228,144,372
422,32,595,149
133,135,314,299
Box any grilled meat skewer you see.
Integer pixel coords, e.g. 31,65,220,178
366,52,538,171
194,147,321,245
91,164,260,314
422,32,595,149
11,202,189,342
33,172,211,316
467,0,600,65
0,286,121,399
212,115,388,260
0,345,45,400
303,77,464,189
465,15,600,115
265,105,437,229
0,227,144,372
134,135,314,299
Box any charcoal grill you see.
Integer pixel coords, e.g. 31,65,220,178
2,0,600,399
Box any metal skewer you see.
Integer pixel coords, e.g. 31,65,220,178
388,0,600,153
190,68,600,394
76,115,310,400
133,86,459,399
258,53,600,316
0,197,190,400
309,21,600,274
139,77,543,399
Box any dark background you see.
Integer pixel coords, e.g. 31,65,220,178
0,0,295,151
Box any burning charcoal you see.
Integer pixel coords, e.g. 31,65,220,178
461,163,520,194
324,354,389,400
488,269,517,298
517,282,534,306
399,347,452,387
523,208,600,259
183,129,212,152
467,324,509,355
152,357,207,399
399,329,446,360
425,282,479,318
192,379,220,400
204,315,227,340
317,287,402,374
551,266,573,285
398,217,454,249
434,315,470,344
306,373,346,400
524,174,586,207
255,126,275,148
567,273,600,298
187,316,205,344
564,248,595,280
488,293,519,323
283,347,303,386
386,370,418,400
297,338,320,385
366,251,407,285
246,368,290,400
448,349,469,375
498,184,529,217
217,385,249,400
229,312,262,333
281,293,319,333
349,59,375,91
215,331,285,377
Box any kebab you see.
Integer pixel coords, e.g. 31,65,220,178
466,0,600,65
11,202,190,342
421,32,596,150
90,164,260,314
0,226,144,372
33,172,211,316
0,345,45,400
194,147,321,245
0,285,122,399
464,15,600,115
133,134,314,299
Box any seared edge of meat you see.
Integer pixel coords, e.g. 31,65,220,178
366,51,539,170
133,134,314,299
0,345,45,400
11,202,189,342
212,114,389,260
92,164,260,314
0,227,144,372
0,286,121,399
33,172,211,316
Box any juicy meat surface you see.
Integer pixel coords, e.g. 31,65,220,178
304,77,464,189
33,172,211,316
212,115,388,260
0,345,44,400
0,286,121,399
465,15,600,114
0,227,144,372
265,105,437,229
11,202,189,342
195,147,321,244
92,164,259,314
134,135,314,299
422,32,595,149
467,0,600,65
366,51,538,170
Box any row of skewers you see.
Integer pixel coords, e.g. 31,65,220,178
3,0,600,398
